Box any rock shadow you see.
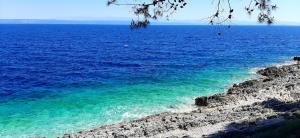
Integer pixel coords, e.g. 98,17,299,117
206,99,300,138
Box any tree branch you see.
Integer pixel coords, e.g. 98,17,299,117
107,0,277,28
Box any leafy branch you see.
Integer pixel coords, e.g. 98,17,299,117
107,0,277,28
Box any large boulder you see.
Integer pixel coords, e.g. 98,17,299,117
195,97,208,106
293,56,300,61
294,56,300,64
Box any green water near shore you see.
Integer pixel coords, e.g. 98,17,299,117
0,68,255,138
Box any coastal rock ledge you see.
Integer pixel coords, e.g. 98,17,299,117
62,63,300,138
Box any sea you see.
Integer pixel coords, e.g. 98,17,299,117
0,25,300,137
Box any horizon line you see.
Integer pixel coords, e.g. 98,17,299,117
0,19,300,26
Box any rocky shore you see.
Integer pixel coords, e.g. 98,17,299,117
62,63,300,138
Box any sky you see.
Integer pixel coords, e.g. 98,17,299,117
0,0,300,24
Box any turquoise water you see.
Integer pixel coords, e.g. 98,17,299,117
1,25,300,137
0,68,253,137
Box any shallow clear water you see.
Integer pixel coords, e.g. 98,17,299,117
0,25,300,137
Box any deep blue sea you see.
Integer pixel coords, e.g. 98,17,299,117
0,25,300,137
